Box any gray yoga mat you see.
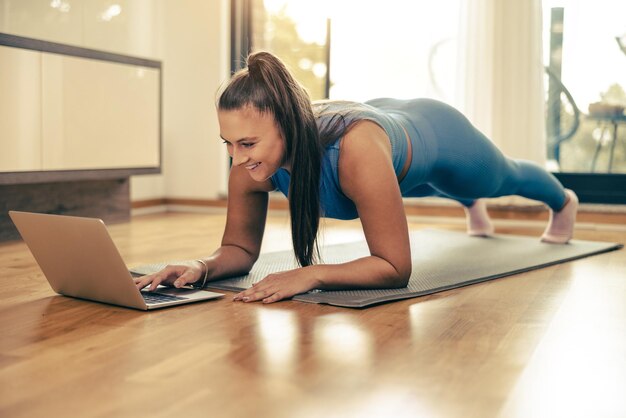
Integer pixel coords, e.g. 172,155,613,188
131,229,622,308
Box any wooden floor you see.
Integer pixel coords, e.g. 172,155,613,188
1,210,625,418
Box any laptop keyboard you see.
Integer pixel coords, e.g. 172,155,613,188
141,291,188,304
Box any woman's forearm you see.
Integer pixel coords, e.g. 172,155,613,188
202,245,258,282
231,254,411,304
305,255,411,290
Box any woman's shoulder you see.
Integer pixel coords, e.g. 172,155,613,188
341,120,391,150
315,99,386,144
336,120,396,199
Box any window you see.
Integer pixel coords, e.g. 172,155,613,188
543,0,626,175
232,0,626,203
249,0,330,100
243,0,460,103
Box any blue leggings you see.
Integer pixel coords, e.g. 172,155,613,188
366,98,567,211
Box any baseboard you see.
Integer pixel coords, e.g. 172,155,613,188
131,196,626,225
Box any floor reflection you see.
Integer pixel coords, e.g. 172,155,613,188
255,308,299,376
314,314,372,367
499,262,626,417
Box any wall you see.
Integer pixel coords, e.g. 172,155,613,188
0,0,159,58
145,0,230,202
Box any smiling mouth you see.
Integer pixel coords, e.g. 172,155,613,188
246,162,261,170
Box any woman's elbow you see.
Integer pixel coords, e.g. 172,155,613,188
387,263,411,288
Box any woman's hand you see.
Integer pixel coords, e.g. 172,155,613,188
233,268,319,304
134,262,204,291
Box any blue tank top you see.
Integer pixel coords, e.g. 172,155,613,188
270,100,413,220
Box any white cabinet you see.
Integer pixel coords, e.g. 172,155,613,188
0,40,161,177
0,45,42,172
41,53,159,170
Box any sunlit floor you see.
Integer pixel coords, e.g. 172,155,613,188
0,210,625,418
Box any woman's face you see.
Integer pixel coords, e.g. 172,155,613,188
218,106,288,182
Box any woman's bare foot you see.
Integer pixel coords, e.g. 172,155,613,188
541,189,578,244
464,199,495,237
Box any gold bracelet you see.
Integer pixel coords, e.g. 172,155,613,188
193,259,209,289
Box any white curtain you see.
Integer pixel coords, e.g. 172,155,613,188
456,0,546,164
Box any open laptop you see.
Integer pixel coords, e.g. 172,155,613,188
9,211,224,310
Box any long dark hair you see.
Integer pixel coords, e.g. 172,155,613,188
217,51,330,267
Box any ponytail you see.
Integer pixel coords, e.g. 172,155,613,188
217,52,321,267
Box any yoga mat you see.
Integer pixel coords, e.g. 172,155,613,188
131,229,622,308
